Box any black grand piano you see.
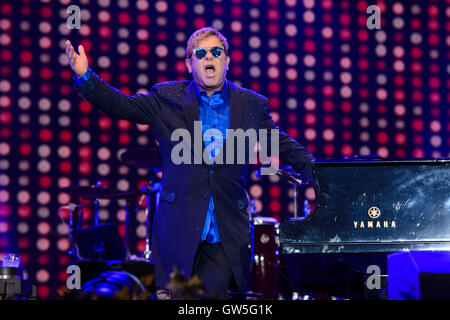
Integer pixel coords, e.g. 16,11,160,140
280,158,450,299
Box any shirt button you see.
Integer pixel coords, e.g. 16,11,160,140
209,170,214,175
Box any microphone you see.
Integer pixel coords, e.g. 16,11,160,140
261,161,303,185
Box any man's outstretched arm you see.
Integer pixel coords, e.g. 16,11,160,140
66,40,161,125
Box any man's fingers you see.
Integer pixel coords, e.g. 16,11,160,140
78,45,85,57
68,47,73,62
68,46,78,65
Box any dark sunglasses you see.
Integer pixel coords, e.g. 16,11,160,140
192,46,225,59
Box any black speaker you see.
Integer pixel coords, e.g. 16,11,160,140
74,223,125,261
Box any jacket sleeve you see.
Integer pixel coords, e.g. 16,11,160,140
257,97,315,183
73,69,162,125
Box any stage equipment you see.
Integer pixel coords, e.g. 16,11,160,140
280,158,450,299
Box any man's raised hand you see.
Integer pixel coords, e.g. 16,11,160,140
65,40,88,78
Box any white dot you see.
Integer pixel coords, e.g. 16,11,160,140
58,116,71,127
78,131,91,144
117,42,130,55
250,185,263,198
37,191,51,205
0,174,9,187
37,238,50,251
18,82,31,93
36,269,50,283
57,223,69,236
136,225,147,238
57,238,71,252
286,98,297,110
212,19,224,30
37,221,51,235
118,28,129,39
58,99,71,112
58,146,71,158
116,209,126,222
18,96,32,110
359,146,371,155
375,30,386,43
249,36,261,49
37,160,51,173
97,163,110,176
249,52,260,64
17,222,29,234
38,145,51,158
155,0,168,12
39,114,51,126
98,56,111,68
97,147,111,160
38,207,50,219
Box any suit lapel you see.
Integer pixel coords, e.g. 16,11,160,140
217,81,245,167
181,81,204,166
181,81,198,139
228,81,244,131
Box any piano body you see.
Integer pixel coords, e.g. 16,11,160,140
280,158,450,299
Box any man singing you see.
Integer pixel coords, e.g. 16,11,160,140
66,27,314,299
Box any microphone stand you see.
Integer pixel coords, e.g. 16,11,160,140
92,181,102,227
140,179,161,262
261,161,304,219
66,203,82,264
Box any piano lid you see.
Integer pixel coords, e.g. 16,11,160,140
280,158,450,254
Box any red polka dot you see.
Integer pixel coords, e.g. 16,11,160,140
119,133,130,145
39,176,51,188
98,26,112,38
40,6,52,18
37,285,50,298
137,14,150,26
19,143,32,156
59,130,72,142
341,145,353,157
59,161,72,173
269,186,281,197
117,12,131,25
79,161,92,175
20,51,32,63
269,200,281,213
323,144,335,156
267,23,279,36
376,132,389,144
175,2,188,14
194,18,206,29
137,43,150,56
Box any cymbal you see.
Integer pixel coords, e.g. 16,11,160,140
61,186,140,199
120,147,161,170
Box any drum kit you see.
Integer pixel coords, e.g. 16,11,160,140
61,147,161,264
60,148,305,299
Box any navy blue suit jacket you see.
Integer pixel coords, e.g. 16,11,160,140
74,71,314,292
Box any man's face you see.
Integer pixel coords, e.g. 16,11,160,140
185,35,230,93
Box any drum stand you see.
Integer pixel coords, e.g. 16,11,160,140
141,176,160,262
123,174,160,262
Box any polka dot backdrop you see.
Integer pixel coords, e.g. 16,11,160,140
0,0,448,299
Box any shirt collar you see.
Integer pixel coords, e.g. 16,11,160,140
193,79,229,102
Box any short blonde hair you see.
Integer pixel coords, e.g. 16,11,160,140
186,27,229,59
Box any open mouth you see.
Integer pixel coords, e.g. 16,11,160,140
204,65,216,77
